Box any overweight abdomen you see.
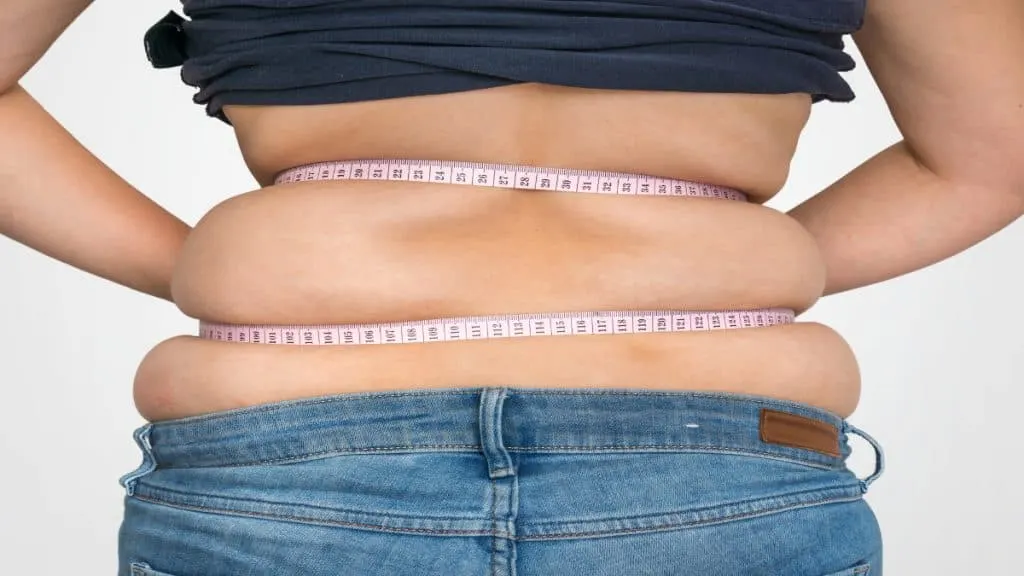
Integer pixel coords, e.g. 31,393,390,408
170,179,827,325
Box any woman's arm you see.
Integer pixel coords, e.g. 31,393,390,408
1,1,190,301
788,0,1024,297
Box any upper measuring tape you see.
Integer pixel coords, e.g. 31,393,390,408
274,158,750,202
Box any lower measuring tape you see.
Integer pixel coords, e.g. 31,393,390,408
199,308,795,345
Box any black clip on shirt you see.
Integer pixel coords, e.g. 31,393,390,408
144,11,189,69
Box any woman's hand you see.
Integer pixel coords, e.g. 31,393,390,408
1,1,190,301
788,0,1024,296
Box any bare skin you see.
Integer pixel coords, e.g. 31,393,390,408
147,87,858,421
2,1,1022,424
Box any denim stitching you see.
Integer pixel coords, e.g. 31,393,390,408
131,479,861,525
157,444,844,470
131,492,495,536
131,481,482,523
522,485,863,528
490,476,499,576
520,494,867,540
129,491,864,539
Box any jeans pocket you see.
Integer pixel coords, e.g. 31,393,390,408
129,561,178,576
823,562,872,576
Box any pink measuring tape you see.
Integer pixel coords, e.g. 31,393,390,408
198,158,795,345
272,158,750,201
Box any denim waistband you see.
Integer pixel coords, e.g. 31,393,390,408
128,388,883,487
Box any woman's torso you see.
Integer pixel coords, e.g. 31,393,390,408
133,82,861,422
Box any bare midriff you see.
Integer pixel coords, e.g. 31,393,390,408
133,82,861,423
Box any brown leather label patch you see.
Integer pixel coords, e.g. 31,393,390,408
759,409,840,457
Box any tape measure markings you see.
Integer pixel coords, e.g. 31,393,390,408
200,308,795,345
274,158,748,202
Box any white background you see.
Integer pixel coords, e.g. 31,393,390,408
2,2,1021,574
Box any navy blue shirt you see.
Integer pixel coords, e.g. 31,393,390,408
145,0,867,124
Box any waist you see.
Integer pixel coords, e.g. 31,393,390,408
170,158,827,326
128,387,858,470
136,152,859,423
194,157,803,343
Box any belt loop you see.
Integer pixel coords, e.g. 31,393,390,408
479,387,515,479
843,421,885,493
118,423,157,496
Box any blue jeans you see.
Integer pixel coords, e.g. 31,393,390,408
118,387,885,575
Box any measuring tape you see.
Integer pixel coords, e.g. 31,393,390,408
199,308,794,345
199,159,781,345
274,158,749,202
